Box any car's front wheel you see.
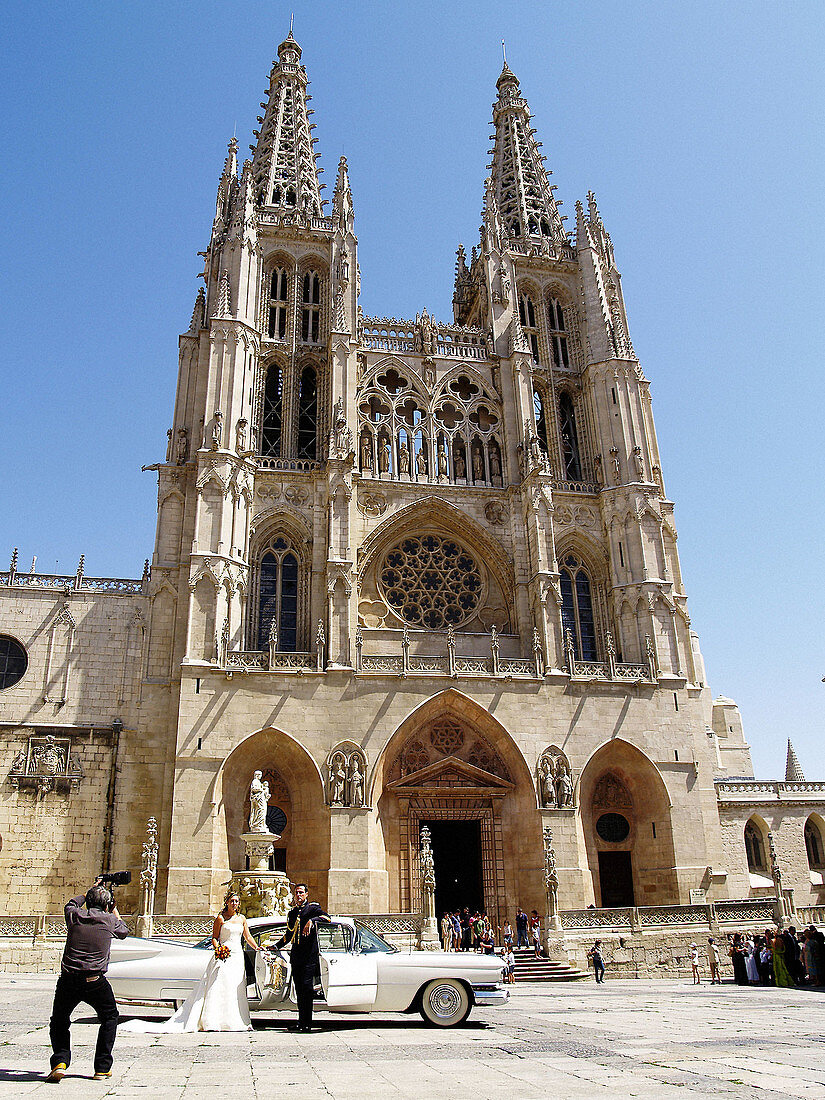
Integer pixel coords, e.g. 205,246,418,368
419,979,471,1027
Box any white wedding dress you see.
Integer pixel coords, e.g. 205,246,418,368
121,916,252,1033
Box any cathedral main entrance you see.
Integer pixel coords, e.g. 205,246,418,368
425,819,483,914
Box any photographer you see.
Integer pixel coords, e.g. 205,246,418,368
47,877,129,1083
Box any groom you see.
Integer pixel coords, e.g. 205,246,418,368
274,883,329,1032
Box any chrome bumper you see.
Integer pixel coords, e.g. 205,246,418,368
471,984,510,1007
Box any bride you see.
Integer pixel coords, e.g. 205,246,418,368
122,892,261,1032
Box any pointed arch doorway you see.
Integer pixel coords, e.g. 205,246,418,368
381,716,515,928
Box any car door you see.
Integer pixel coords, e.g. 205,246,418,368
252,924,292,1009
318,922,378,1009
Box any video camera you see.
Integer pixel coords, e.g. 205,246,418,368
98,870,131,887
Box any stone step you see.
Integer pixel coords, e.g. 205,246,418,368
511,949,590,982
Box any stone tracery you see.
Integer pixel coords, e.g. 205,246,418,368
378,535,483,630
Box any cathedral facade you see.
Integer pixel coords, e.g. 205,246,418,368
1,35,823,931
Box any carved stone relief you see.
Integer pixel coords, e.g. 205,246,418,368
7,733,84,795
592,772,632,809
537,745,574,808
326,743,368,807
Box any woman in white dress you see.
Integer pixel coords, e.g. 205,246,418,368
123,893,261,1033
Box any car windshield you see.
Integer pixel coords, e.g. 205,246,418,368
354,922,397,953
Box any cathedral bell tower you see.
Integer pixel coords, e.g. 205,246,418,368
150,31,359,675
452,58,693,679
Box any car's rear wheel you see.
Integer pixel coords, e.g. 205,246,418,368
419,979,471,1027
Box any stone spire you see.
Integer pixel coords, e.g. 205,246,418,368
332,155,354,233
250,31,324,215
785,739,805,782
488,61,566,247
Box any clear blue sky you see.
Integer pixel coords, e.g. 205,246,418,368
2,1,823,779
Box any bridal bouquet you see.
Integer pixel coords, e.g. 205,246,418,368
214,944,231,960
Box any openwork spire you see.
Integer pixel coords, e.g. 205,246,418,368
785,739,805,782
488,62,566,246
251,32,324,214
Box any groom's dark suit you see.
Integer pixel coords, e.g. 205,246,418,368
275,900,329,1029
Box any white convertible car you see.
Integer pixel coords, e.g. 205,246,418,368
108,917,508,1027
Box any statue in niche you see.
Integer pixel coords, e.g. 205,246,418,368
211,411,222,451
416,447,427,478
10,748,28,774
555,762,574,807
500,269,511,306
248,770,271,833
594,453,604,487
398,441,410,474
419,309,437,358
437,448,448,479
540,757,556,808
472,447,484,481
166,429,173,463
360,435,372,472
454,448,466,479
176,428,188,466
379,438,391,474
236,418,248,455
423,365,435,389
329,754,347,805
633,445,644,479
330,398,352,457
610,447,621,483
489,448,501,481
529,434,543,467
348,757,364,807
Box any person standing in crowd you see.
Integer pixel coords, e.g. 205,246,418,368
440,912,453,952
461,908,472,951
772,926,795,987
273,883,329,1032
451,911,462,952
689,942,701,984
515,908,529,948
500,918,513,952
729,933,748,985
530,910,542,958
481,925,496,954
707,937,722,984
759,932,774,985
47,879,129,1082
587,940,606,983
783,926,803,985
505,944,516,984
744,935,760,984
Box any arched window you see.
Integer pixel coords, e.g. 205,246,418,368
261,363,283,457
267,268,288,339
744,820,766,872
296,365,318,459
805,818,824,869
518,294,540,362
560,554,597,661
559,392,582,481
547,298,570,369
257,537,300,651
301,271,321,343
533,389,549,453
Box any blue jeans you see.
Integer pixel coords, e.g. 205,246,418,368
517,930,528,947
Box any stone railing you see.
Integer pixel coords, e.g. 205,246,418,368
357,632,541,680
796,905,825,927
257,211,333,233
255,457,320,473
225,650,315,674
360,317,489,361
715,780,825,804
361,319,417,353
566,629,656,686
561,898,779,933
356,913,423,950
436,325,489,361
0,570,146,595
151,915,213,940
553,478,601,495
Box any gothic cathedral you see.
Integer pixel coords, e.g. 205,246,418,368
2,34,823,937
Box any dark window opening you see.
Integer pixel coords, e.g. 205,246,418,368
261,363,283,457
0,636,27,691
559,392,582,480
560,555,597,662
258,548,299,652
533,389,549,453
296,366,318,459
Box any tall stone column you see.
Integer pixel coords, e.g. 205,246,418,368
419,826,440,950
136,816,158,939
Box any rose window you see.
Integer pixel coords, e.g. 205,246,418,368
379,535,483,628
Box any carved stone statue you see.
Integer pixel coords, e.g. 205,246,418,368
419,309,437,358
437,447,448,478
489,448,501,480
379,438,391,474
555,763,573,807
236,418,248,454
211,411,222,451
35,736,66,776
454,448,466,479
329,754,347,805
540,758,556,808
399,441,410,475
248,770,271,833
416,447,427,477
633,445,644,479
610,447,621,483
472,447,483,481
176,428,188,466
594,453,604,486
348,757,364,807
360,435,372,471
165,429,173,463
330,397,352,457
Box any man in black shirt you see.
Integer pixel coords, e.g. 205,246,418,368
274,883,329,1032
47,880,129,1082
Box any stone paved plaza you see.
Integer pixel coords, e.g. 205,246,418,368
0,975,823,1098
